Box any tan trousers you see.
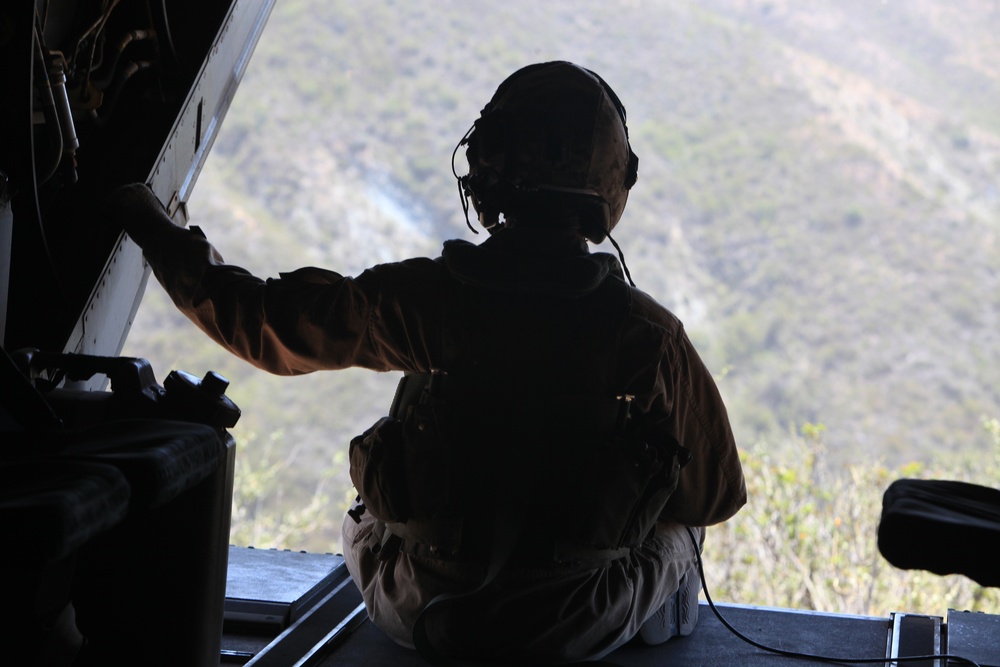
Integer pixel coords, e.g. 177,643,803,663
342,505,705,663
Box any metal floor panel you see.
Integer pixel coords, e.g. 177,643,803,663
948,609,1000,667
220,551,1000,667
316,603,891,667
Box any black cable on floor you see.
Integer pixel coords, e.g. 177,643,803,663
685,526,981,667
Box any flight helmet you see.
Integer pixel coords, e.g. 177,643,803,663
457,61,639,244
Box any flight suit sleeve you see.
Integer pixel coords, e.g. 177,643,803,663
658,326,747,526
105,185,442,375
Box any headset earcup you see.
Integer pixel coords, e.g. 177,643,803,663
625,150,639,189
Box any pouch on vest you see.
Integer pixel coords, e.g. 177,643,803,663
349,376,462,525
349,416,408,523
542,400,690,555
612,426,689,550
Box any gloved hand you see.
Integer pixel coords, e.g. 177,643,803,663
103,183,179,248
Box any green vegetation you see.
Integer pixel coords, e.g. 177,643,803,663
123,0,1000,613
228,428,352,550
706,418,1000,614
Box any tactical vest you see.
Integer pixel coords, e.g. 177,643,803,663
349,260,689,566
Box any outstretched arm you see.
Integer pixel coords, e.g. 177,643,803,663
103,184,437,375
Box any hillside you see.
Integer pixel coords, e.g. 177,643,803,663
124,0,1000,556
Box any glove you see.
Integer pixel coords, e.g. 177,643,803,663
103,183,179,248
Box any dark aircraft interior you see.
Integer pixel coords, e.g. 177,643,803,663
1,1,997,666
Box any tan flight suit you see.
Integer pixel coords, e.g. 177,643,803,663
123,194,746,663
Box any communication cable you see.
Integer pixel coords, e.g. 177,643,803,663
686,526,981,667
